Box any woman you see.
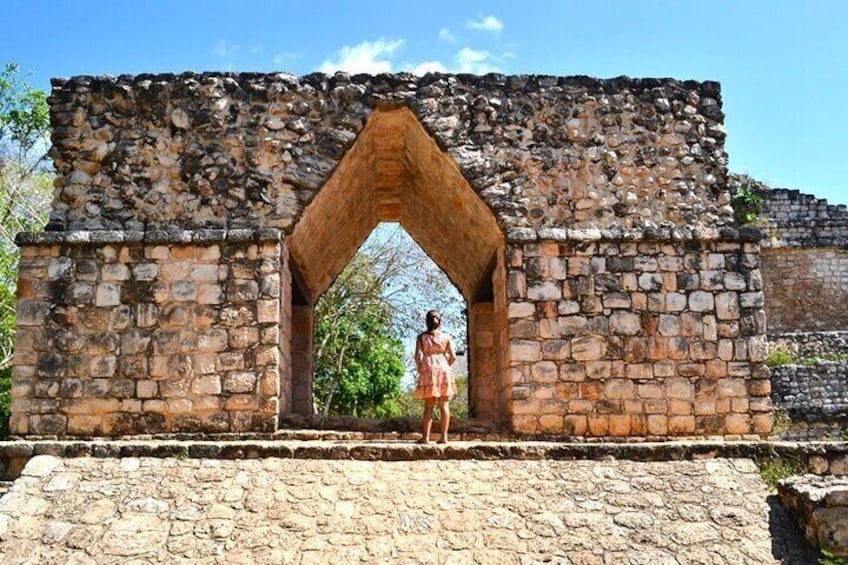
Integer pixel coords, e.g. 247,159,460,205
413,310,457,444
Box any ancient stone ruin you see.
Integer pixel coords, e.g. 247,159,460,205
10,72,775,437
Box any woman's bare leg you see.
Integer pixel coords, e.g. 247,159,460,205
420,399,435,444
438,399,450,443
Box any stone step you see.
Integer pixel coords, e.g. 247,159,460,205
0,439,846,474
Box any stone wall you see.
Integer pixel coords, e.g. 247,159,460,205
504,232,771,436
759,187,848,248
770,362,848,423
736,176,848,333
11,230,286,436
762,247,848,332
768,332,848,433
11,71,772,437
46,73,732,234
768,331,848,360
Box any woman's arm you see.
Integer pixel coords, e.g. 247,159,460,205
446,337,457,366
414,335,424,372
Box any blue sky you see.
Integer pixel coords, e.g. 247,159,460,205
3,0,846,204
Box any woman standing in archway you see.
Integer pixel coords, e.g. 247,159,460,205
413,310,457,444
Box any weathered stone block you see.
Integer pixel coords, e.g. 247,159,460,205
688,291,715,312
223,371,257,394
779,475,848,557
17,300,51,326
510,340,541,362
571,336,606,361
610,311,641,335
94,283,120,306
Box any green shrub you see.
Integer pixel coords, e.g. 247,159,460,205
0,367,8,438
771,409,792,436
765,346,797,367
732,182,763,225
756,455,805,491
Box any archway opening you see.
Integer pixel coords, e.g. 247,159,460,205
285,107,508,425
310,222,468,418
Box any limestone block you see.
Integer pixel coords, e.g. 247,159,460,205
527,281,561,301
510,340,541,363
132,263,159,281
779,475,848,557
507,302,535,319
610,311,641,335
256,300,279,323
688,291,714,312
571,336,606,361
223,372,257,394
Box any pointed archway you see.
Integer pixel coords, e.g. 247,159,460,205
284,107,508,422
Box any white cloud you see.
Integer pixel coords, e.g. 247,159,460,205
438,28,456,43
410,61,447,75
319,38,405,74
213,39,239,59
465,15,504,32
455,47,501,74
273,52,299,66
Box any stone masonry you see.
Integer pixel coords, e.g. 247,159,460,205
13,232,289,436
733,176,848,333
505,235,771,436
0,455,819,563
12,72,771,437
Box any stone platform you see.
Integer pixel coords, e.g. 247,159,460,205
2,437,847,479
0,453,820,564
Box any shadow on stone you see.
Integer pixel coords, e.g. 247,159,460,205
768,494,820,564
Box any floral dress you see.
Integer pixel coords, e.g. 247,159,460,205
413,331,456,399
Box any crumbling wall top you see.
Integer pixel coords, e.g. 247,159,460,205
46,71,732,236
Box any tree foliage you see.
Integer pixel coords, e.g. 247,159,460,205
0,63,53,436
313,224,467,417
313,251,406,416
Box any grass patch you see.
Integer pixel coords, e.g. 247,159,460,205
800,352,848,366
818,550,848,565
771,410,792,436
765,346,797,367
756,454,805,491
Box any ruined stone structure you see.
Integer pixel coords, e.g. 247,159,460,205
751,181,848,333
11,72,773,437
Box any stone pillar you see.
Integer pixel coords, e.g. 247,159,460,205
290,305,314,415
469,302,498,419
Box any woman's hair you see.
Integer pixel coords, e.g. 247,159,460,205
425,310,441,332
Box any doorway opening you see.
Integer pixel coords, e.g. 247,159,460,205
284,106,509,426
310,222,467,419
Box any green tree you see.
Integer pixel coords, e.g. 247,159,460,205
0,63,53,436
313,251,406,416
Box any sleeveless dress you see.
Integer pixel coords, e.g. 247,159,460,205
413,331,456,399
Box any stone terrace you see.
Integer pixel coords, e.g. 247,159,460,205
0,453,820,564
